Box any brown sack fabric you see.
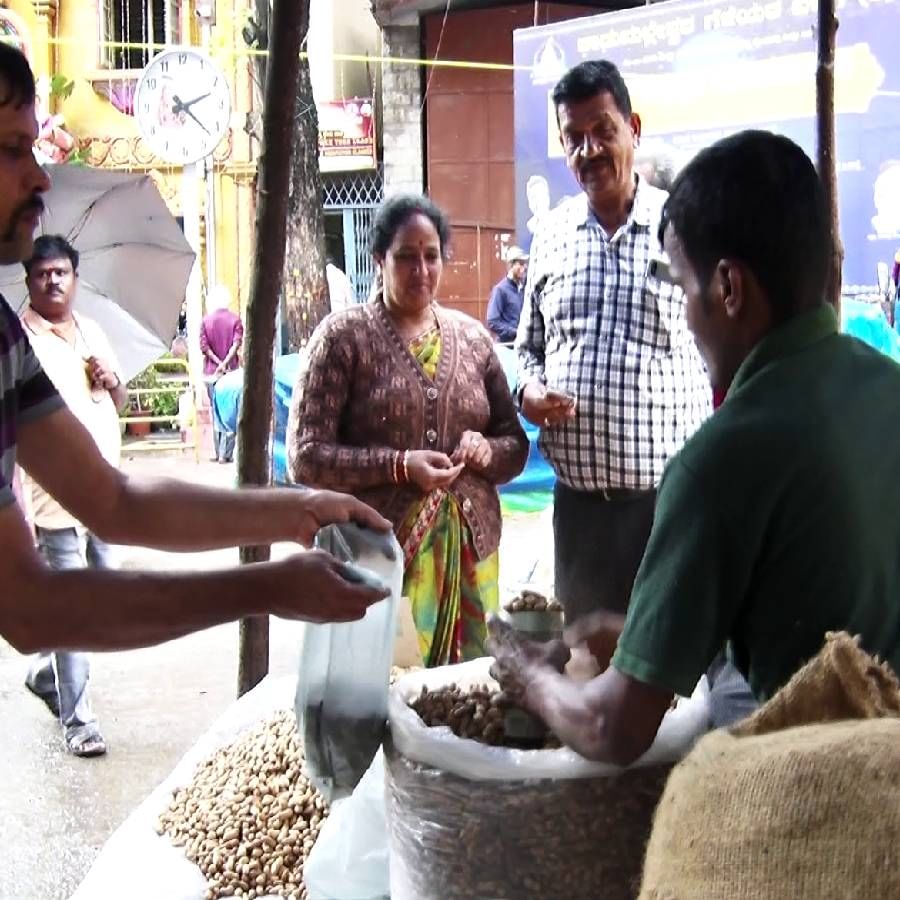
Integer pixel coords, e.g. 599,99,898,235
639,719,900,900
732,631,900,737
640,633,900,900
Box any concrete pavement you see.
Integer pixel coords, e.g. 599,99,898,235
0,454,550,900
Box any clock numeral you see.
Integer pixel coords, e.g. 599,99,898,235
147,77,157,89
218,99,225,111
183,147,190,158
149,125,157,136
160,60,169,72
178,53,187,64
143,102,150,114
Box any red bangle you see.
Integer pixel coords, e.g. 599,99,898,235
402,450,410,483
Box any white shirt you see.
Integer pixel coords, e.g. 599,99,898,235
20,307,122,529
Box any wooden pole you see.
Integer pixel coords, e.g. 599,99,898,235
816,0,843,314
236,0,308,697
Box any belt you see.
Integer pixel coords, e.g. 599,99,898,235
556,481,655,503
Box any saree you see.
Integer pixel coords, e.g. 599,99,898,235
396,327,499,667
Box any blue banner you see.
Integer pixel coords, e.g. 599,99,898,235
513,0,900,290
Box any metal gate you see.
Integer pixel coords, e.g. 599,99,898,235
323,167,383,303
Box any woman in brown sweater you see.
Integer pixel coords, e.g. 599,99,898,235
289,195,528,666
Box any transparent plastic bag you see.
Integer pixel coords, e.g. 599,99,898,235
304,749,390,900
296,523,402,803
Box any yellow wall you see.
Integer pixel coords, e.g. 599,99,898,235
14,0,381,314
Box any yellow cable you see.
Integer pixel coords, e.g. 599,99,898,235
31,35,531,72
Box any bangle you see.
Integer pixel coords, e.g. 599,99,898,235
392,451,400,484
402,450,410,483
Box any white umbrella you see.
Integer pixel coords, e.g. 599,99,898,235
0,163,195,381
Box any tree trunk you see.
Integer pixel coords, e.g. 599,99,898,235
236,0,307,698
816,0,843,314
283,56,329,351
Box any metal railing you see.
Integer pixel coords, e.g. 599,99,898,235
120,357,200,461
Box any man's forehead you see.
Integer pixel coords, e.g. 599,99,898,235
31,257,73,271
0,98,38,138
558,93,624,128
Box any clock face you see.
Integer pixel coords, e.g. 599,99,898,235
134,49,231,165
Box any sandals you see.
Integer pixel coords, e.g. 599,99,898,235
65,726,108,758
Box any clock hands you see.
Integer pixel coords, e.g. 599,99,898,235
171,94,211,134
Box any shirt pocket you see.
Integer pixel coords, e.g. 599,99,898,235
642,257,689,350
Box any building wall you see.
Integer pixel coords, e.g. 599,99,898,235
381,23,424,196
420,2,601,322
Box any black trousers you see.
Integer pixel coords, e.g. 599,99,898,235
553,480,656,625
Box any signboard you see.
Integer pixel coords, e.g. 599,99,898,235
513,0,900,290
318,98,376,173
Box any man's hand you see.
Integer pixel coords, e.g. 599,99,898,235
268,550,389,623
486,616,565,707
521,383,576,428
86,356,120,391
406,451,464,492
451,430,492,471
292,489,392,547
564,609,627,673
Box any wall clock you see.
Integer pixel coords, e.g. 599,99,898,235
134,49,231,165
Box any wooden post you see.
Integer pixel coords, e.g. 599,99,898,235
816,0,843,314
236,0,308,697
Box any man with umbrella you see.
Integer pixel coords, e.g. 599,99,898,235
0,46,392,668
19,234,126,756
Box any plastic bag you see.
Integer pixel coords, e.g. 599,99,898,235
296,523,402,803
386,659,711,900
304,749,390,900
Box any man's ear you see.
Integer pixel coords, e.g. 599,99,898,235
716,259,744,319
630,112,642,145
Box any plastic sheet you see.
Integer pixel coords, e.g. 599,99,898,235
303,750,390,900
295,523,402,803
388,657,710,781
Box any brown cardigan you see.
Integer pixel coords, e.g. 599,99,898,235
288,299,528,559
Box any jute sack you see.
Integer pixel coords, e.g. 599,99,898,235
732,631,900,737
640,633,900,900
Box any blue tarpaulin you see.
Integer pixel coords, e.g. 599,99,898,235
213,345,556,501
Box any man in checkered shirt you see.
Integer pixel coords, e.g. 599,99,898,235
517,60,711,624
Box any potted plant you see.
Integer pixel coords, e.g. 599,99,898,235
125,366,157,437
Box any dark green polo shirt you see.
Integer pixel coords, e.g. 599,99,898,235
613,304,900,700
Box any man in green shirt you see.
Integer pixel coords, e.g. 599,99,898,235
489,129,900,765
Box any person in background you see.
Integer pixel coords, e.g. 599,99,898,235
20,234,125,757
487,245,528,344
200,284,243,463
289,195,529,666
326,256,355,313
517,60,710,625
0,43,391,671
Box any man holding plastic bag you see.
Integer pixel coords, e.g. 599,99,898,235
490,130,900,766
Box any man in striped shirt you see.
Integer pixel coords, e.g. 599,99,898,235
0,44,391,665
517,61,710,624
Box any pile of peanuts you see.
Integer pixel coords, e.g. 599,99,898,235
157,711,327,900
504,589,563,613
410,682,510,745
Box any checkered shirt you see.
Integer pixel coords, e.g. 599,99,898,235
516,177,711,492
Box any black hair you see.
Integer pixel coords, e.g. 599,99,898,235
659,130,828,318
370,194,451,260
24,234,80,275
552,60,632,119
0,42,36,109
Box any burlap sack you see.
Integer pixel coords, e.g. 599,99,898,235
732,631,900,737
639,719,900,900
640,633,900,899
